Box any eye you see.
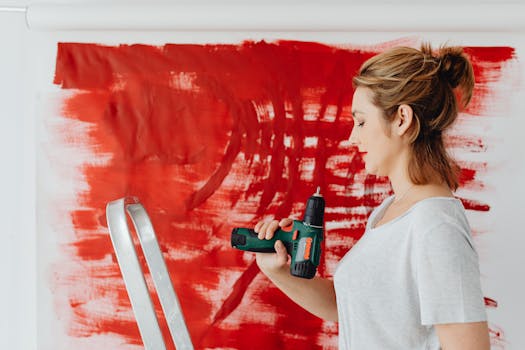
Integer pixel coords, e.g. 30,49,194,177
356,121,365,128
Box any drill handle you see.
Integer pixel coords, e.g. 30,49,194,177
231,227,294,253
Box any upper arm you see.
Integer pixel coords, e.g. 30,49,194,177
435,321,490,350
416,222,487,325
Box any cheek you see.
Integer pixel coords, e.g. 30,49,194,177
363,128,378,149
364,132,389,161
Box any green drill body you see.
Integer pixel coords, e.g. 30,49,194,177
231,189,325,279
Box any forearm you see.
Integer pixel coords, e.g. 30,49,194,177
263,266,338,321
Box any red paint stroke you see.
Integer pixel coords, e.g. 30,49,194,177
49,40,515,349
484,297,498,308
459,198,491,212
462,46,516,115
489,324,507,349
482,296,504,347
199,260,260,344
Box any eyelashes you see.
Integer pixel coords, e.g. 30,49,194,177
351,117,365,128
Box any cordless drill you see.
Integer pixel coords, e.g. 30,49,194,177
231,187,325,279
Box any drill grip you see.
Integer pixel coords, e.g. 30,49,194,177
231,227,293,253
231,222,321,279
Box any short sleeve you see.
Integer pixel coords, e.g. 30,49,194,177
416,222,487,325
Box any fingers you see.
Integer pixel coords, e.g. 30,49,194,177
279,218,293,227
255,220,270,239
266,221,281,239
255,220,267,239
254,221,264,234
254,218,294,240
256,220,279,239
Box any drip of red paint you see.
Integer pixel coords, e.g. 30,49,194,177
51,40,515,349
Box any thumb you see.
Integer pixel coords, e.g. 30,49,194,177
274,240,289,265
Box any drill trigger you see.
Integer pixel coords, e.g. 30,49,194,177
281,222,294,233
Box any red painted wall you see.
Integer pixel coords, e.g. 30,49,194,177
51,40,514,349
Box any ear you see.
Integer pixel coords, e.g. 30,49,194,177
393,104,413,137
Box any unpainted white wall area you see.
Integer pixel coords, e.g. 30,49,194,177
0,9,36,350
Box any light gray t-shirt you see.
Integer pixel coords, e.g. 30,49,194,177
333,196,487,350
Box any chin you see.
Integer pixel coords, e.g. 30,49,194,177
364,164,378,176
364,163,385,177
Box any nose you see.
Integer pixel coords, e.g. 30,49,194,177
349,124,360,146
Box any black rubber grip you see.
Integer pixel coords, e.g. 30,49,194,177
291,261,317,279
231,228,246,247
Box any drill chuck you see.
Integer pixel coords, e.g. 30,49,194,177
303,186,325,227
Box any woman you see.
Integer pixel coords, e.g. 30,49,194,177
254,44,490,349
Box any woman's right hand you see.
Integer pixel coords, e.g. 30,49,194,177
253,218,294,275
252,218,338,322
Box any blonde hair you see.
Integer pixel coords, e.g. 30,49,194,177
352,43,475,191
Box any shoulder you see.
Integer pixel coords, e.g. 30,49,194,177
410,197,468,232
409,197,476,252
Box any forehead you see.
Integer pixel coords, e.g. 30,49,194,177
352,86,373,104
352,87,375,114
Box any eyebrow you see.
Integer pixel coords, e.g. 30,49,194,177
351,110,364,118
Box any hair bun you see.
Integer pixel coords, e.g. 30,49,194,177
434,45,475,108
438,47,469,89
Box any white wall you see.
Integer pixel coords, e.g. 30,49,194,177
0,7,35,350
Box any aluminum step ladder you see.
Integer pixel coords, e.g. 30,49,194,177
106,197,194,350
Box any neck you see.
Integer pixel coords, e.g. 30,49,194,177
387,149,414,200
388,166,453,203
385,144,453,201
